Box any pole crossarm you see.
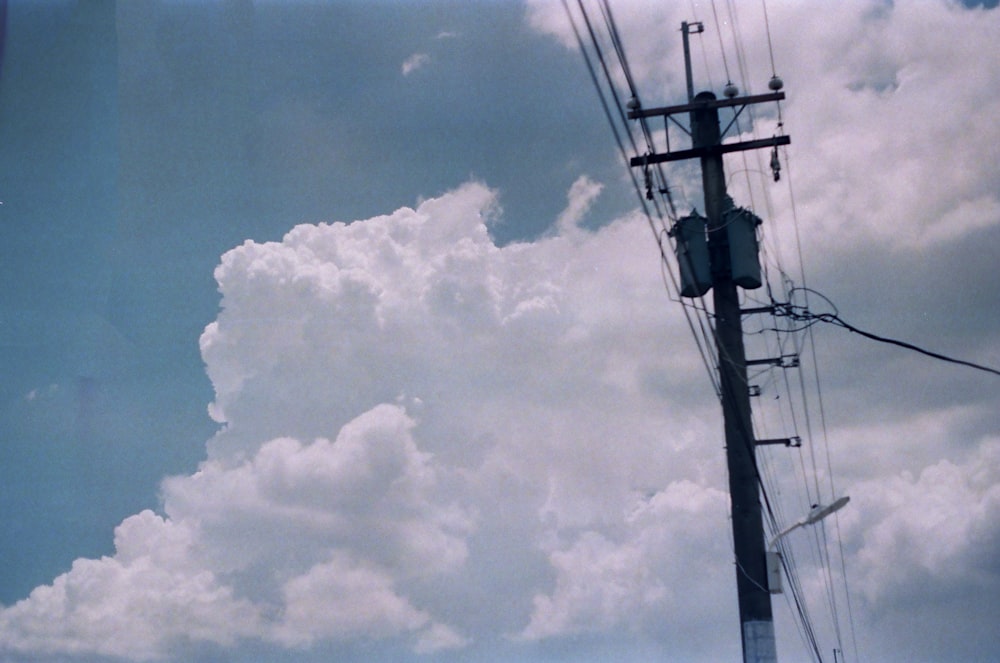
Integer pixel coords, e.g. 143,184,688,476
630,135,790,167
627,91,786,120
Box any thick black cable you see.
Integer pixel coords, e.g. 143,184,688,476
780,307,1000,378
830,315,1000,377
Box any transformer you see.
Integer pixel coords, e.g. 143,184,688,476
675,212,712,298
725,206,763,290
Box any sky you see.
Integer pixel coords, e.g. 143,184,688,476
0,1,998,662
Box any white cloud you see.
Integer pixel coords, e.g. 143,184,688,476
271,551,432,647
845,437,1000,606
0,400,473,659
0,510,261,661
555,174,603,234
402,52,431,76
1,181,695,660
519,480,732,644
3,153,1000,660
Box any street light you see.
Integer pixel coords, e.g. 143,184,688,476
766,496,850,594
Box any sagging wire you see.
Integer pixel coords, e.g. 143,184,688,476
772,289,1000,378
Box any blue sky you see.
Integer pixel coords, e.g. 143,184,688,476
1,1,998,662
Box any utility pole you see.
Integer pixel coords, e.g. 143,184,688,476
627,25,790,663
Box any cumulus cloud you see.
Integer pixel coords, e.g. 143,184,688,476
0,510,261,661
2,152,999,661
0,181,709,660
0,403,471,660
519,480,732,643
846,438,1000,606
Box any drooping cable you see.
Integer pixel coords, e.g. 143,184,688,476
777,136,853,660
714,3,849,653
577,0,722,393
774,296,1000,378
567,16,800,653
714,319,825,663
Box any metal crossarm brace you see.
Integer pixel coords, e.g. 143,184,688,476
630,136,790,167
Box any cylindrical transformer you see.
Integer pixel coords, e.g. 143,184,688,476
725,207,762,290
675,212,712,297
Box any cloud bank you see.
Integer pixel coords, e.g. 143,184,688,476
2,170,996,661
0,180,732,661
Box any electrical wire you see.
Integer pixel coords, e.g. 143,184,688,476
712,2,855,656
761,0,778,78
774,295,1000,378
578,0,723,392
595,0,723,378
709,0,733,85
684,9,832,651
565,3,879,660
561,16,807,655
758,33,855,653
562,0,722,396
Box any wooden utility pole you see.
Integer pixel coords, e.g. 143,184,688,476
627,26,790,663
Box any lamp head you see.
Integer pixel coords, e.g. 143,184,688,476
805,496,850,525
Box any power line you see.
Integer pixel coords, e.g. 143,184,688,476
566,4,866,660
563,0,722,396
693,3,853,656
774,296,1000,378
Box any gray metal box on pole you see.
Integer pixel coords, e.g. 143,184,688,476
676,212,712,297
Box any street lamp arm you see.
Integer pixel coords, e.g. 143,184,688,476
768,496,850,551
768,520,805,551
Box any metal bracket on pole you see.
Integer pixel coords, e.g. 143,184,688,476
741,305,776,316
746,355,799,368
755,437,802,448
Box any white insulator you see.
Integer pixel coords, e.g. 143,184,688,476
723,82,739,98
